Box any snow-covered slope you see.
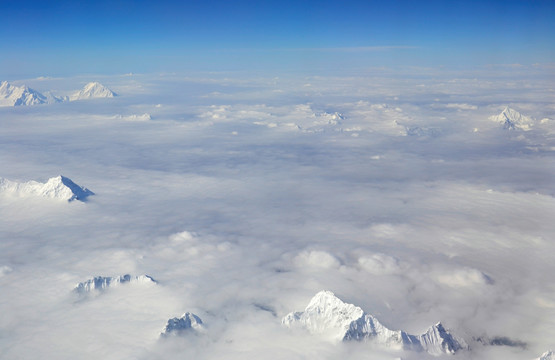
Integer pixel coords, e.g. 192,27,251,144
282,290,466,355
416,322,466,356
161,312,204,337
536,351,555,360
0,175,94,202
74,274,157,294
0,81,48,106
489,107,535,131
70,82,116,100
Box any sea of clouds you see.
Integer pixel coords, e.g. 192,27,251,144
0,67,554,359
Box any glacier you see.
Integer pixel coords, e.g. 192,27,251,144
282,290,466,356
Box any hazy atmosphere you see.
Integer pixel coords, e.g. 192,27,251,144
1,1,554,359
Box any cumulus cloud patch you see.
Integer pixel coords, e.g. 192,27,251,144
445,103,478,110
357,253,402,275
434,268,494,288
0,265,13,277
154,230,233,262
168,230,197,243
294,250,341,269
199,104,232,121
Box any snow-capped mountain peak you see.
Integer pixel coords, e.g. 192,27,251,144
74,274,158,294
0,81,48,107
536,350,555,360
283,290,364,341
161,312,205,337
283,290,466,355
71,82,116,100
0,175,94,202
489,107,535,131
50,175,94,201
418,322,466,355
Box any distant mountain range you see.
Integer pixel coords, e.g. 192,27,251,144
282,290,467,356
0,81,58,106
3,82,550,137
0,175,94,202
0,81,115,107
74,274,158,294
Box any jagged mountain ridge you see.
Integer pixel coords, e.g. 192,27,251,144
0,81,49,106
160,312,205,337
0,80,116,106
74,274,157,294
282,290,466,355
0,175,94,202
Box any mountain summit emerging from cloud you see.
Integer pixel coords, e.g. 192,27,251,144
0,175,94,202
0,81,48,106
161,312,205,338
282,290,466,355
74,274,158,294
0,70,553,360
0,81,116,106
489,107,535,131
70,82,116,100
537,351,555,360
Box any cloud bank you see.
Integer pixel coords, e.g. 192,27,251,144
0,69,554,359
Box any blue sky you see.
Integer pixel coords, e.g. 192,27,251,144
1,0,554,77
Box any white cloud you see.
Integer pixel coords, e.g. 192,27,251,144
0,265,12,277
169,230,197,243
115,113,152,121
445,103,478,110
357,253,402,275
434,268,493,288
0,70,554,359
294,250,341,269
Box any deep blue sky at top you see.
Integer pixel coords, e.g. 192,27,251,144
1,0,554,77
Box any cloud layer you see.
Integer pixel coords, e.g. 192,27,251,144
0,70,554,359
